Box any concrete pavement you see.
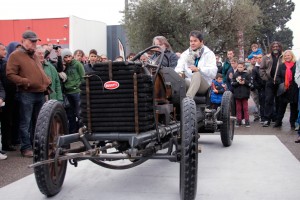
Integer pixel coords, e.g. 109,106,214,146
1,135,299,200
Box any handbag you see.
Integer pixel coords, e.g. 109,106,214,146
276,83,286,96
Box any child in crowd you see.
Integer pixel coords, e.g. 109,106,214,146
210,73,226,109
231,61,253,127
247,43,263,60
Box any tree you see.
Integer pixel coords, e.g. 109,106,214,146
251,0,295,53
124,0,192,52
123,0,260,55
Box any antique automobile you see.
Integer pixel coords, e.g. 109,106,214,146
30,46,235,200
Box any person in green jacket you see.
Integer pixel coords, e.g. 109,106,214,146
61,48,85,134
36,46,63,101
222,50,234,83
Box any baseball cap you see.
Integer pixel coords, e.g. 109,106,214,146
22,30,41,41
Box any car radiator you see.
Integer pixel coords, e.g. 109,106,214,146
80,62,155,133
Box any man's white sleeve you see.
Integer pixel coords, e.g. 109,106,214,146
199,51,217,79
175,53,186,73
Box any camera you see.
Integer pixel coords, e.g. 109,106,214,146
53,44,61,50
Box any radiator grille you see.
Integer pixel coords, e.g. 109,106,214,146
80,62,155,133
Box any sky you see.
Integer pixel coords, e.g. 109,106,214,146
0,0,299,58
286,0,300,59
0,0,125,25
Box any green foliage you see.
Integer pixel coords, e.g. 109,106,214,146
252,0,295,53
123,0,294,56
124,0,192,52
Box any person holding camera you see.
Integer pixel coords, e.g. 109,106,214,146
42,43,63,72
231,61,253,127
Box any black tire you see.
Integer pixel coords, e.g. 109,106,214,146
220,91,235,147
33,100,69,197
179,97,198,200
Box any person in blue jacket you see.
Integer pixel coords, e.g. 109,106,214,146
210,73,226,109
247,43,263,60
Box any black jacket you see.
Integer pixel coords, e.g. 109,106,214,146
252,65,265,90
0,59,7,100
84,63,95,73
231,70,252,99
151,50,178,69
275,62,298,103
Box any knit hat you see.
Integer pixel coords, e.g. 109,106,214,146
61,48,72,58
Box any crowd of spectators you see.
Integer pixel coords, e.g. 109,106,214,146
1,30,299,160
215,41,300,144
0,30,119,159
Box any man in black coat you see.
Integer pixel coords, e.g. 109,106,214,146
252,54,266,123
259,41,283,127
0,43,10,153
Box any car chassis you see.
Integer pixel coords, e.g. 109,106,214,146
29,46,235,200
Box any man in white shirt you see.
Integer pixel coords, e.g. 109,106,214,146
175,30,217,98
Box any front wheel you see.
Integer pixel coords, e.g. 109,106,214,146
33,100,69,197
220,91,235,147
179,97,198,200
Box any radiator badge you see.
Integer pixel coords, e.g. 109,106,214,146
104,81,120,90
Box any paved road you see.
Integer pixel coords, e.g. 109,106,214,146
0,98,300,189
1,135,300,200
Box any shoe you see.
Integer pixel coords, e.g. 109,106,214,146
0,152,8,160
254,116,260,122
245,121,250,128
295,136,300,143
21,149,33,157
273,121,282,128
262,121,270,127
2,145,17,151
291,123,296,129
291,125,296,130
0,150,6,154
235,121,241,127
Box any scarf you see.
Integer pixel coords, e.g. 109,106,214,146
284,61,295,89
187,47,204,66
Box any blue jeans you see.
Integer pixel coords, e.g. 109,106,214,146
18,92,45,151
66,93,81,134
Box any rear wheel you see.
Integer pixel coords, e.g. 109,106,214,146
33,100,69,197
179,97,198,200
220,91,235,147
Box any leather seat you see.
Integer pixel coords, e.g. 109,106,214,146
193,89,210,105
